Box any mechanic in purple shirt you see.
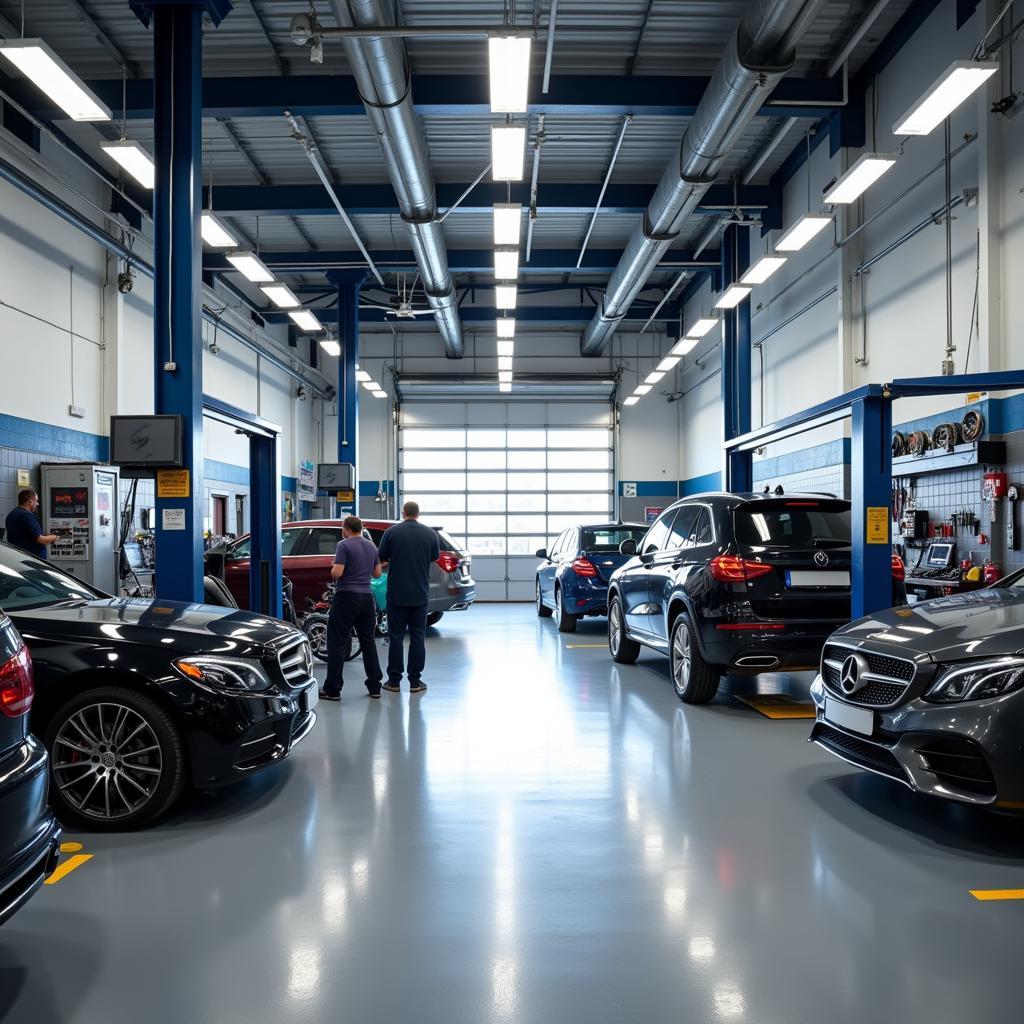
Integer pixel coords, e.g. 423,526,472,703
319,515,384,701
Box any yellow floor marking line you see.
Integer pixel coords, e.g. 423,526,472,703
45,852,94,885
970,889,1024,901
565,644,607,649
735,694,817,719
60,841,83,853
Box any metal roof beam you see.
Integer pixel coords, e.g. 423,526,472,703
84,73,845,120
259,305,681,326
203,182,778,218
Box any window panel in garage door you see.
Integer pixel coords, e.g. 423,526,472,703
400,403,613,600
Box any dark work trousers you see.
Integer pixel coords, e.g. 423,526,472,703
386,602,429,685
325,590,383,696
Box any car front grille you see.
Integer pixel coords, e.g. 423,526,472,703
277,636,314,690
914,738,996,798
812,723,908,783
821,643,916,707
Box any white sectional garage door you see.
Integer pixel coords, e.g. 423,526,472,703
399,401,614,601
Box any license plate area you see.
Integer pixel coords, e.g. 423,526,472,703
786,570,851,588
824,696,874,736
302,683,319,713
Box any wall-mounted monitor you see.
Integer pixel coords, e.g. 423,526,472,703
317,463,356,490
110,416,184,468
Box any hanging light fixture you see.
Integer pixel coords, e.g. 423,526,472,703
494,249,520,281
822,153,898,204
488,36,532,113
495,283,518,309
741,256,787,285
496,317,516,339
100,140,155,189
670,336,699,357
260,283,300,309
226,251,275,283
775,214,832,252
493,204,523,245
0,39,111,121
289,309,323,332
714,284,752,309
201,213,238,248
893,60,998,136
491,126,526,181
319,339,341,356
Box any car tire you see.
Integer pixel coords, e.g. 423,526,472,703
608,597,640,664
670,614,720,704
45,686,187,831
426,611,443,626
555,587,577,633
303,612,330,663
536,580,553,618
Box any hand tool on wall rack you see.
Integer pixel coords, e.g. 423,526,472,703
1008,485,1019,551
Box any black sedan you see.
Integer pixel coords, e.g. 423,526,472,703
810,573,1024,809
0,612,61,924
0,542,317,830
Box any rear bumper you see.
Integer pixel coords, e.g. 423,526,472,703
561,576,610,615
700,626,841,672
431,576,476,613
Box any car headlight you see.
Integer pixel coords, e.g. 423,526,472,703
923,657,1024,703
173,656,272,694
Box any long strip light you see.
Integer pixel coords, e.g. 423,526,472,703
634,384,652,396
775,214,832,252
100,140,155,189
688,317,719,338
289,309,323,332
496,316,516,339
491,126,526,181
823,153,897,204
201,212,238,248
671,336,699,356
494,248,520,281
622,396,640,407
355,370,371,382
497,340,515,357
371,389,388,399
498,356,514,371
260,283,300,309
361,380,378,392
893,60,998,136
488,36,532,113
0,39,111,121
226,251,275,283
498,370,513,383
499,382,513,393
741,255,787,285
493,204,523,246
644,371,665,385
714,284,752,309
319,339,341,356
495,284,518,309
657,355,681,372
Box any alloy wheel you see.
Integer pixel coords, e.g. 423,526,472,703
306,619,328,659
672,625,692,693
536,581,543,613
609,602,622,654
51,703,163,822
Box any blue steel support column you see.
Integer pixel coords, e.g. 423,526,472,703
851,395,893,619
720,225,752,491
248,433,282,618
329,270,365,517
148,2,206,603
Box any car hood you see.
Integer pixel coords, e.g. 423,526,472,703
834,587,1024,663
9,598,298,657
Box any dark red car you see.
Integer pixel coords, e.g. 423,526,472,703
218,519,475,625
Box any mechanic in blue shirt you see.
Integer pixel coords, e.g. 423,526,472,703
5,490,57,559
376,501,440,694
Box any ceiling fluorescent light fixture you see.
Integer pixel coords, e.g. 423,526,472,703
499,382,512,393
688,317,719,338
260,284,300,309
488,36,532,113
491,126,526,181
319,339,341,356
823,153,898,204
0,39,111,122
496,340,515,357
496,316,516,338
494,249,519,281
644,371,665,385
226,251,275,283
893,60,998,136
200,212,237,248
289,309,323,332
775,214,832,252
634,384,652,396
355,370,371,382
498,370,513,383
100,140,155,189
741,255,787,285
657,355,681,373
371,390,388,398
498,356,513,371
495,283,518,309
671,336,700,356
493,204,523,246
623,396,640,406
714,284,752,309
361,380,378,392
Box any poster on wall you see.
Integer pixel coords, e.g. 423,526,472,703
298,459,316,503
644,507,663,525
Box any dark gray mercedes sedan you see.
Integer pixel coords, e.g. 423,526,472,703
808,573,1024,809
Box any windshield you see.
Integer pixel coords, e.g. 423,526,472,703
734,503,851,548
582,526,648,552
0,543,104,611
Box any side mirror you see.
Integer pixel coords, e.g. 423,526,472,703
535,548,548,559
619,539,637,556
639,550,656,564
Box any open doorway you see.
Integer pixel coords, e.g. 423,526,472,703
212,495,228,537
235,495,245,536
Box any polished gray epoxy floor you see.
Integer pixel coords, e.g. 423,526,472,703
3,604,1024,1023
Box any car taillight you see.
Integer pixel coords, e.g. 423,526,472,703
0,645,34,718
436,551,461,574
571,557,599,578
708,555,773,582
891,554,905,582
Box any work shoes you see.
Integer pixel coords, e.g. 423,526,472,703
410,682,427,694
382,683,401,693
318,689,341,702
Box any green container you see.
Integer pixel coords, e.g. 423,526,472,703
371,571,388,612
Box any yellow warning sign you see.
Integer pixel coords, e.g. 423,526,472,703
736,695,817,719
866,506,889,544
157,469,190,498
336,489,355,502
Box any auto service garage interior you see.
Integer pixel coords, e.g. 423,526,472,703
1,0,1024,1020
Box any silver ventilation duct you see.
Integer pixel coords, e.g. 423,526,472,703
581,0,828,356
328,0,463,358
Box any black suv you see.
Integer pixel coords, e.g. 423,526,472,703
607,493,900,703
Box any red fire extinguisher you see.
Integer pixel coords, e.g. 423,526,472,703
983,560,1001,585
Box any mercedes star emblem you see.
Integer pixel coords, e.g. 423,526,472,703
840,654,869,695
814,550,829,567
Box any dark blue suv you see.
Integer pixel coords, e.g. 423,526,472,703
535,522,648,632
